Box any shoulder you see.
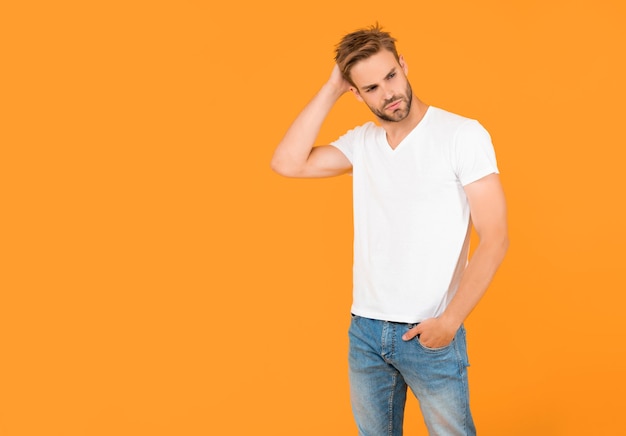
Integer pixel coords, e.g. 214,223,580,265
340,121,380,138
331,121,381,147
426,107,490,141
427,107,479,129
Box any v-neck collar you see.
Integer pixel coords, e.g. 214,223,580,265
380,105,432,153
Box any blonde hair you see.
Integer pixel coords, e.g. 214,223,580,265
334,23,399,86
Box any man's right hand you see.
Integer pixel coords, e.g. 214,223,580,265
327,64,352,96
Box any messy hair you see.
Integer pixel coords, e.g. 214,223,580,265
334,23,399,86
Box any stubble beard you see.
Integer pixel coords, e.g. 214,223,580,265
370,82,414,123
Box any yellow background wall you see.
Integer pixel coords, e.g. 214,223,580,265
2,0,625,434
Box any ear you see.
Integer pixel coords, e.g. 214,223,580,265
399,55,408,76
349,86,363,102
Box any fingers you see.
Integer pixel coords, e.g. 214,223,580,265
402,325,421,341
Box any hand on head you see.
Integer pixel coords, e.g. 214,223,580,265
328,64,352,95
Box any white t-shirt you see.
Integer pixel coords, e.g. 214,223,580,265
331,106,499,323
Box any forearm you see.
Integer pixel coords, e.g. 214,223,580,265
271,83,345,176
440,236,509,329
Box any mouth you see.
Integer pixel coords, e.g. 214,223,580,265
385,100,402,111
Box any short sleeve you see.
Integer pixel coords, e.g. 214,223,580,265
330,122,376,164
453,120,499,186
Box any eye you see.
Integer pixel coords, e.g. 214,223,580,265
387,72,396,79
365,85,378,93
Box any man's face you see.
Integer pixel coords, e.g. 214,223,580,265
349,50,413,123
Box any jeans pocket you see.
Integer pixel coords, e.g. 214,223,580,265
415,337,455,353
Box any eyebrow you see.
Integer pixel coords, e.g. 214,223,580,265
362,67,397,91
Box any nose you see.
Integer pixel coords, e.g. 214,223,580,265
381,83,394,100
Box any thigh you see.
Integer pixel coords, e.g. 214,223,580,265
348,316,407,436
395,325,476,436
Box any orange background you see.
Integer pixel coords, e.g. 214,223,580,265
2,0,625,434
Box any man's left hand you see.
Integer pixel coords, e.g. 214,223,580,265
402,317,458,348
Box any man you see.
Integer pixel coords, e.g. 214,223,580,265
271,24,508,436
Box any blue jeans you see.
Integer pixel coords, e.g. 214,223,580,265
348,315,475,436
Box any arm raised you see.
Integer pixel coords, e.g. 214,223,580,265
270,65,353,178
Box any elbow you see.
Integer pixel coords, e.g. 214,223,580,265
270,163,298,177
494,223,510,256
481,230,510,263
270,156,300,178
270,158,283,176
270,159,289,177
270,154,287,176
498,233,510,262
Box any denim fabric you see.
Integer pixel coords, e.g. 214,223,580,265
348,315,475,436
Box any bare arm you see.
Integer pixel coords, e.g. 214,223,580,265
270,65,353,178
403,173,509,346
